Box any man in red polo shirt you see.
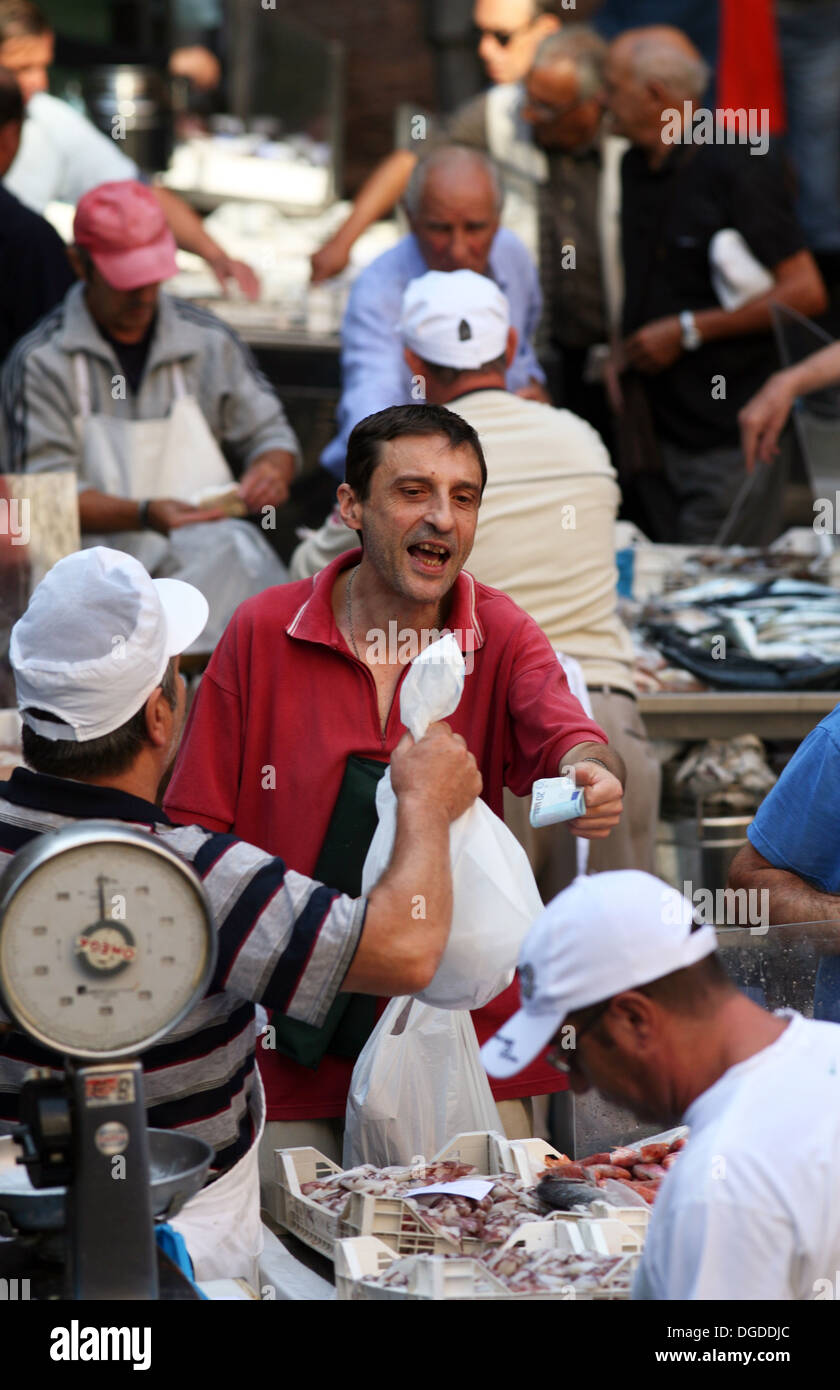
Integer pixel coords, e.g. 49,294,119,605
164,402,625,1170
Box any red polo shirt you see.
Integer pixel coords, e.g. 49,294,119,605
165,551,607,1117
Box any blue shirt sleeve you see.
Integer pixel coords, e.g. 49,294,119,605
494,230,546,390
320,265,411,479
748,716,840,894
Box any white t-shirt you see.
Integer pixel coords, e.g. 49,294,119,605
634,1012,840,1301
4,92,138,214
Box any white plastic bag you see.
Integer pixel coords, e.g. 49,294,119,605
343,996,502,1168
361,634,543,1010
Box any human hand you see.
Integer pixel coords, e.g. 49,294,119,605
623,317,684,374
238,452,296,510
168,45,222,90
310,236,351,284
739,371,797,472
563,760,623,839
391,722,482,823
148,498,227,534
207,254,261,301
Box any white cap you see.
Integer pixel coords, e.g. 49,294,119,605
399,269,510,370
10,547,209,742
481,872,719,1080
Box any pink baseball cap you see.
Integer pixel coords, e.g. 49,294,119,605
73,181,179,291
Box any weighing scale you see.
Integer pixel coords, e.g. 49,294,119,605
0,821,217,1300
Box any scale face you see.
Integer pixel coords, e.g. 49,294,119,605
0,822,217,1060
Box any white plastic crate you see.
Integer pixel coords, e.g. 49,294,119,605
433,1129,536,1180
272,1147,346,1258
273,1144,495,1260
334,1220,637,1301
271,1134,655,1261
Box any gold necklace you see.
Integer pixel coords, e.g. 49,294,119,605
346,564,362,661
346,564,444,663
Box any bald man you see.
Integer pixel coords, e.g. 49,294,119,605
310,0,564,284
318,144,547,482
605,25,826,543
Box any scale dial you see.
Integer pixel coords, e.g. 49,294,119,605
0,822,216,1060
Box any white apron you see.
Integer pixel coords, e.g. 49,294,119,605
73,355,287,649
169,1073,266,1289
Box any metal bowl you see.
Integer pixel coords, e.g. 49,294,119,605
0,1129,213,1233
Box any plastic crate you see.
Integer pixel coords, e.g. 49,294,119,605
271,1137,654,1261
334,1220,637,1301
432,1130,534,1180
273,1146,485,1260
272,1147,346,1258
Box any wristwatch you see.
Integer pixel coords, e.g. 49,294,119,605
679,310,703,352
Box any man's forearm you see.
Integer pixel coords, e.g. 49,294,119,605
729,843,840,926
342,794,453,995
329,151,418,249
153,186,225,264
78,489,142,533
694,252,827,344
562,741,626,788
250,448,298,479
785,342,840,399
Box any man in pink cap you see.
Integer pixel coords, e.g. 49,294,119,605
1,179,300,650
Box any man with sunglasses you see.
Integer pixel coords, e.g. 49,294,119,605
482,871,840,1300
310,0,563,283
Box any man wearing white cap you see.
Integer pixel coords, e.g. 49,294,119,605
0,546,481,1285
1,179,299,650
293,267,659,879
483,871,840,1300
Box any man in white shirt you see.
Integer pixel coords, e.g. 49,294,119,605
0,0,257,296
482,871,840,1301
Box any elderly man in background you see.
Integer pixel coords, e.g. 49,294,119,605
0,0,257,297
318,144,548,483
313,27,621,442
605,25,827,543
1,180,296,649
430,28,622,439
483,872,840,1300
310,0,564,282
294,269,658,882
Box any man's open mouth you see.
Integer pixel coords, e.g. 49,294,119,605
408,541,451,572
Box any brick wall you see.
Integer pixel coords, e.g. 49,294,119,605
275,0,437,193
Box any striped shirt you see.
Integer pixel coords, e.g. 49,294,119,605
0,769,366,1172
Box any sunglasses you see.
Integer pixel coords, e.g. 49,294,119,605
476,20,534,47
546,1000,611,1074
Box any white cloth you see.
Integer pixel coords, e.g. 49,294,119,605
170,1074,266,1288
74,356,287,650
634,1012,840,1301
5,92,138,214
